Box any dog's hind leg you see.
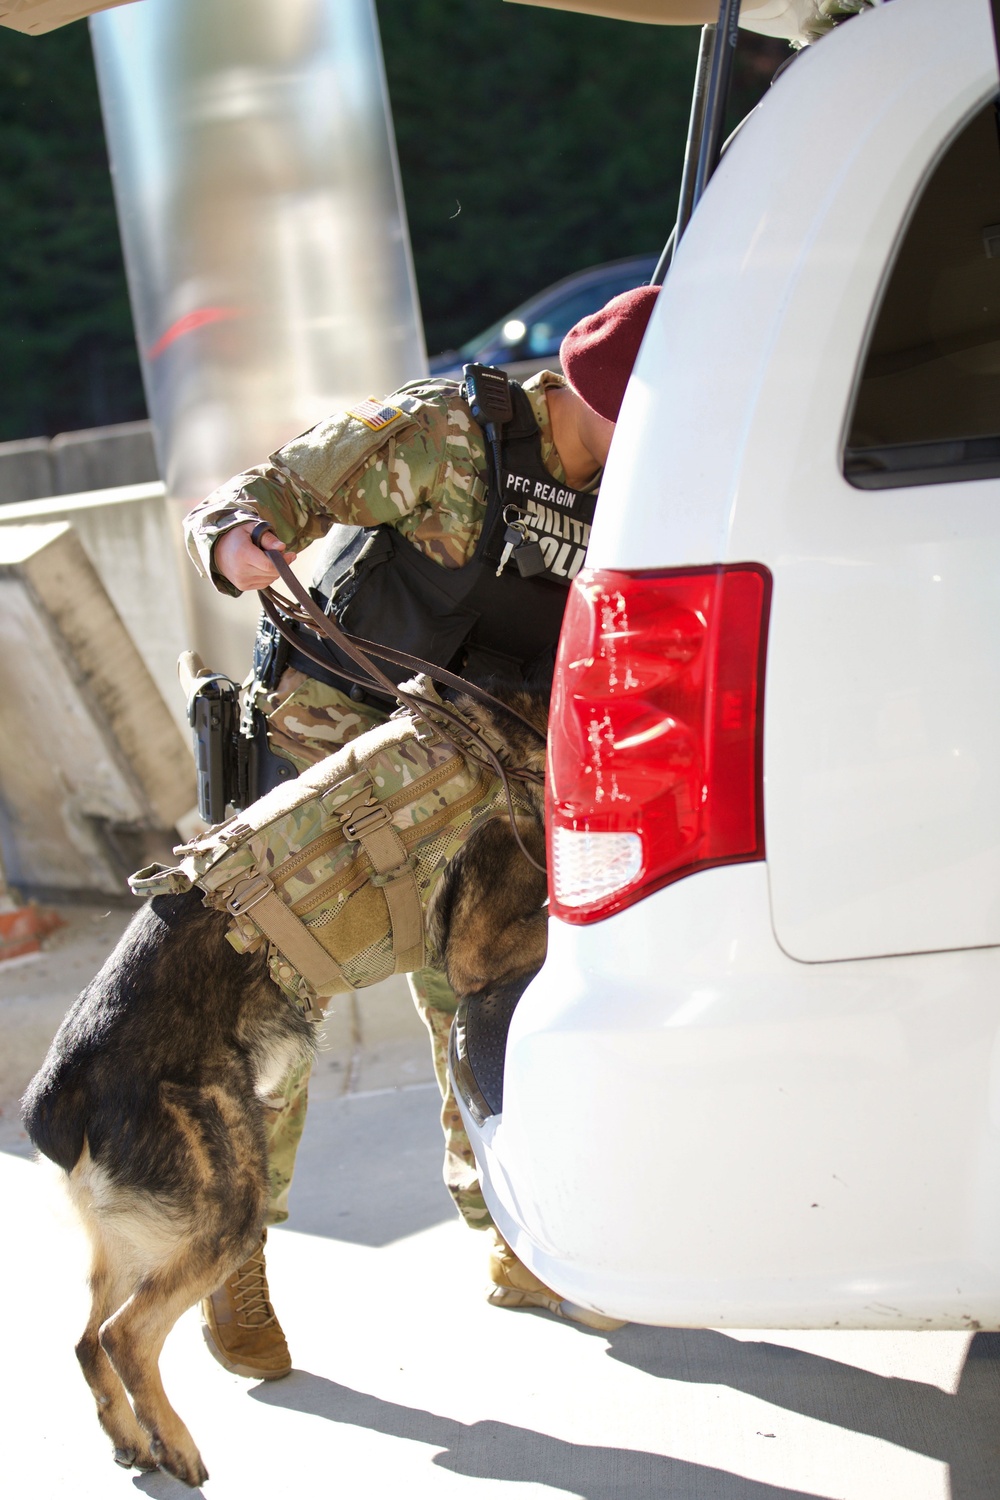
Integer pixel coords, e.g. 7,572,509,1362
75,1233,157,1471
99,1275,208,1487
99,1238,256,1489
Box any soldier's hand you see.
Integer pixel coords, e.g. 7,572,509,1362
213,522,298,591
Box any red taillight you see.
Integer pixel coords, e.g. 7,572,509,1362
547,565,771,923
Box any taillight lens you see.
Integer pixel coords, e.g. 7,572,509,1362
547,564,771,923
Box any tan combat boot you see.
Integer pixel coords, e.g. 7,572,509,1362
201,1229,292,1380
486,1230,626,1331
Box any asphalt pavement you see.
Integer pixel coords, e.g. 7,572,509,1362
3,905,1000,1499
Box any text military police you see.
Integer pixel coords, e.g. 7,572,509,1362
183,284,660,1380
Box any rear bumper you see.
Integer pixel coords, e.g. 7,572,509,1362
454,863,1000,1328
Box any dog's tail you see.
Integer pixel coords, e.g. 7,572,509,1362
21,1036,88,1174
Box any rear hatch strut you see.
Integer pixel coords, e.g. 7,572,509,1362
653,0,742,283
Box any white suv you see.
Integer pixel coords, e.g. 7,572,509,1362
453,0,1000,1329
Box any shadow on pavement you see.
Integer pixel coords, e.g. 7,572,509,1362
133,1472,206,1498
286,1086,454,1247
248,1324,1000,1498
604,1325,1000,1500
250,1369,831,1500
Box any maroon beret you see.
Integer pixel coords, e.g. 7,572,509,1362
559,284,660,422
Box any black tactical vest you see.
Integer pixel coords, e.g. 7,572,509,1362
305,380,599,691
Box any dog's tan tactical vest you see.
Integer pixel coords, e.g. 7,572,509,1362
130,684,528,1020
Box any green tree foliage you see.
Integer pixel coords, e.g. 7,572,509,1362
0,23,145,440
0,4,784,439
377,0,785,352
377,0,698,354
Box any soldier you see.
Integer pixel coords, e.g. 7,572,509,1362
183,284,659,1379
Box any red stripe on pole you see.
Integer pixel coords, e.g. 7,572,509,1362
147,306,242,360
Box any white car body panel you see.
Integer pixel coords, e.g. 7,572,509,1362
465,868,1000,1328
458,0,1000,1327
601,0,1000,961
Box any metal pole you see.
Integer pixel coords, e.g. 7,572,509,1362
90,0,426,678
672,23,717,252
690,0,742,214
651,21,715,284
653,0,740,282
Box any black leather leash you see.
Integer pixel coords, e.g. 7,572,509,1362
249,524,548,874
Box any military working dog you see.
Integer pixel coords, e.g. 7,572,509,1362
21,687,547,1487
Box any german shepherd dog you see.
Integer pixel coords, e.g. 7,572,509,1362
21,688,548,1487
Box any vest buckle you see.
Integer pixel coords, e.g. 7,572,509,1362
226,872,275,915
341,799,392,842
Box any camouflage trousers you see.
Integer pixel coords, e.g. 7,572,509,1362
255,665,491,1232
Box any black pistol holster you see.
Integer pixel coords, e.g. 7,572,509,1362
187,669,297,821
186,670,248,824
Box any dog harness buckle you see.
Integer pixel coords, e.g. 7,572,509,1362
225,872,275,915
341,798,392,842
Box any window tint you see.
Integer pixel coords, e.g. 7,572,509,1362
525,274,647,356
844,102,1000,489
456,260,655,363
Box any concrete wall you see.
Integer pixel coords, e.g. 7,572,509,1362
51,420,160,496
0,420,160,506
0,476,316,733
0,521,197,897
0,483,192,735
0,439,53,504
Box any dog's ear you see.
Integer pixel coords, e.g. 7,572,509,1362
427,816,547,1000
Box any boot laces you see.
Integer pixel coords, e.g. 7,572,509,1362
232,1242,276,1329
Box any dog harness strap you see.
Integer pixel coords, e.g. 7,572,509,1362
337,787,425,972
225,873,343,1018
379,871,425,972
338,788,405,872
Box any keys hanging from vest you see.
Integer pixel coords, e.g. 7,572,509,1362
513,536,546,578
496,521,526,577
496,517,547,579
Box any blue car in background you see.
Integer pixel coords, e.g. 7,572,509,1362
427,255,657,381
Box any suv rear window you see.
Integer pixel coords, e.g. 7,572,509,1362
844,101,1000,489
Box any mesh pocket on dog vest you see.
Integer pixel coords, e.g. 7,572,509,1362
131,683,532,1015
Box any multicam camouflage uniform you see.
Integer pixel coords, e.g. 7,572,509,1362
184,370,591,1231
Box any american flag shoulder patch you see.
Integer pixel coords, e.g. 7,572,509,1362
348,399,405,432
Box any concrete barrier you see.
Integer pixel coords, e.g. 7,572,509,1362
0,483,190,734
0,421,159,506
0,439,55,504
50,420,159,496
0,480,326,720
0,521,197,896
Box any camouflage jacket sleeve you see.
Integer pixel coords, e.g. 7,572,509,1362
183,380,492,594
